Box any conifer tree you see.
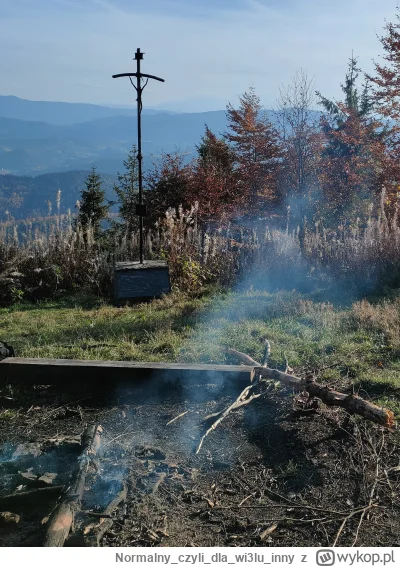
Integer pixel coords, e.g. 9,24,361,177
114,145,139,235
224,87,282,215
316,55,387,218
144,152,191,224
197,126,236,173
188,126,242,221
367,7,400,120
76,167,109,239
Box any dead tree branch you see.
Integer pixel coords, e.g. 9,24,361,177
43,424,103,547
226,348,395,428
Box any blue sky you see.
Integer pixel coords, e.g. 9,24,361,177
0,0,399,112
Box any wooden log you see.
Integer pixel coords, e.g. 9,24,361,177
67,481,128,547
0,358,253,387
43,425,102,547
83,481,127,547
224,348,261,367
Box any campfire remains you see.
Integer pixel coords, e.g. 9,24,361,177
0,349,397,547
44,425,103,547
194,344,395,454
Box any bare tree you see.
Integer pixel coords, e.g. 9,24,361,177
277,70,321,201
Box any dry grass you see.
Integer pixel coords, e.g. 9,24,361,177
349,298,400,351
1,192,400,306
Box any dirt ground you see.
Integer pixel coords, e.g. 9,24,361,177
0,376,399,547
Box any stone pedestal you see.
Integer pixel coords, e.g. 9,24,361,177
114,260,171,301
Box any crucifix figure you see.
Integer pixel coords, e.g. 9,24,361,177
113,49,165,264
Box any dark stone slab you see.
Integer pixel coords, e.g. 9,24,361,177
114,260,171,299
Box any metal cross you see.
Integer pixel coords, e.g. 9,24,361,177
112,48,165,264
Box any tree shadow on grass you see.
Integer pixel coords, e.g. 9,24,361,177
2,294,107,313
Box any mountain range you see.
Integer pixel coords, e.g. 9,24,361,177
0,96,233,176
0,95,321,220
0,170,118,221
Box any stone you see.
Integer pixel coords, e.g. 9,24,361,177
38,473,58,486
0,511,20,526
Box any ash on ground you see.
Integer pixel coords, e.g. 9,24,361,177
0,379,399,547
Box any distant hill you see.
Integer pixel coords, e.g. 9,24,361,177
0,171,118,220
0,110,230,175
0,95,323,178
0,95,176,126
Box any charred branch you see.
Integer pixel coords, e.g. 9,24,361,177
43,425,102,547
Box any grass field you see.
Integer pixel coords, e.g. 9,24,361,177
2,287,400,417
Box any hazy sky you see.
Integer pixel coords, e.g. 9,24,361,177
0,0,399,112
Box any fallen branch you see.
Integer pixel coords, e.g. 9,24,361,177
226,348,395,429
43,424,103,547
332,503,378,547
196,382,266,454
224,347,260,368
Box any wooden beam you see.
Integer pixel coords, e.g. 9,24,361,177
0,357,254,386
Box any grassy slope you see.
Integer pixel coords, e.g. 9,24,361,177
1,288,400,415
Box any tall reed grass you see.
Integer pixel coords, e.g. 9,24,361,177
1,196,400,305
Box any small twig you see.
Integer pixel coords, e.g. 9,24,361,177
351,436,383,547
262,340,271,367
332,503,378,547
82,511,113,518
152,473,166,495
212,503,379,516
196,382,264,454
167,411,189,426
238,493,256,507
101,425,134,448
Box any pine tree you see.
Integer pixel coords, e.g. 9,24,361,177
316,55,387,218
188,126,242,221
367,7,400,120
113,145,139,235
197,126,236,173
224,87,282,215
144,152,191,224
76,167,109,239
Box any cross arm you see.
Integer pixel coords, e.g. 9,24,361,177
112,72,165,82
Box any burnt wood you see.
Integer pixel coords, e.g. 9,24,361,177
43,425,102,547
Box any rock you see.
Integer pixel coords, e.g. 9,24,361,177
38,473,57,486
19,471,39,485
18,471,58,487
0,511,20,527
0,341,15,361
